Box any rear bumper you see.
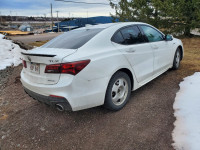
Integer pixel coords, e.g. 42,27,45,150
24,87,72,111
21,70,110,111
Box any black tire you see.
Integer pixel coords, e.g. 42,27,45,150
172,48,181,70
104,71,131,111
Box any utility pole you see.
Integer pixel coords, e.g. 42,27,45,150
44,13,46,29
51,3,53,32
16,12,17,21
10,11,12,25
0,11,2,25
56,11,59,32
68,12,70,31
56,11,59,22
87,11,88,24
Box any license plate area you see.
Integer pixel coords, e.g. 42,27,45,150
29,63,40,74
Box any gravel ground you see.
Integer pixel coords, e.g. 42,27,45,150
0,67,14,92
0,64,194,150
0,37,199,150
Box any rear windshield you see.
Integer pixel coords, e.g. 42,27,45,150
42,28,103,49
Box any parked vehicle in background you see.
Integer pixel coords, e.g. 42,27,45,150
21,22,184,111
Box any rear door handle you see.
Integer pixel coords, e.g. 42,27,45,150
126,49,136,53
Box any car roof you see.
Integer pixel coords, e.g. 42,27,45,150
76,22,147,30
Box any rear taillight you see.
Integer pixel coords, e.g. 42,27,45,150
45,64,60,73
22,60,27,68
45,60,90,75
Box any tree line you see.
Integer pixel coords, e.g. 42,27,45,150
109,0,200,36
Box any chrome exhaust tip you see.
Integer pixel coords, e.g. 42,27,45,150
55,104,64,112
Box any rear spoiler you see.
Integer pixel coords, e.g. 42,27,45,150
21,52,56,57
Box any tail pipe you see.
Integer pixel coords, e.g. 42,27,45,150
55,104,65,112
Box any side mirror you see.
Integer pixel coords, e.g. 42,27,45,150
165,34,173,41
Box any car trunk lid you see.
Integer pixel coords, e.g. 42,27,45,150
21,48,76,85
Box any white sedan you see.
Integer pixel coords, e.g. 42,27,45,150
21,22,184,111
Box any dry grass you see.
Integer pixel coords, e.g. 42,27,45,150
181,38,200,70
175,37,200,78
28,40,49,47
0,30,30,35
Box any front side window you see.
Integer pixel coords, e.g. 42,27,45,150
140,25,164,42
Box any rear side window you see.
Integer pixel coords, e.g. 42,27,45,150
42,28,103,49
112,26,145,45
120,26,145,45
140,25,164,42
111,31,124,44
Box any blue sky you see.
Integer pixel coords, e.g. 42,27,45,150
0,0,115,17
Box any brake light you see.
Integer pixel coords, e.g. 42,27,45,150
22,60,27,68
50,95,65,98
45,60,90,75
45,64,60,73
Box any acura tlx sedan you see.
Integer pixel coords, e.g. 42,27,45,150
21,22,184,111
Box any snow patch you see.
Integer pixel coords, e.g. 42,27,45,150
0,34,25,70
0,34,5,39
172,72,200,150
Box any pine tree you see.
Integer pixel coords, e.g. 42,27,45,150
109,0,200,36
176,0,200,36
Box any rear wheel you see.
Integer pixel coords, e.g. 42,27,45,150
172,48,181,70
104,71,131,111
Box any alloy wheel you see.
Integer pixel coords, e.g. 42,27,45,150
111,78,128,106
176,51,180,68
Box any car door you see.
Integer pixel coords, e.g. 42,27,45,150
111,25,154,83
139,25,173,75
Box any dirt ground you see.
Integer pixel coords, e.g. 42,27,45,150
0,38,199,150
